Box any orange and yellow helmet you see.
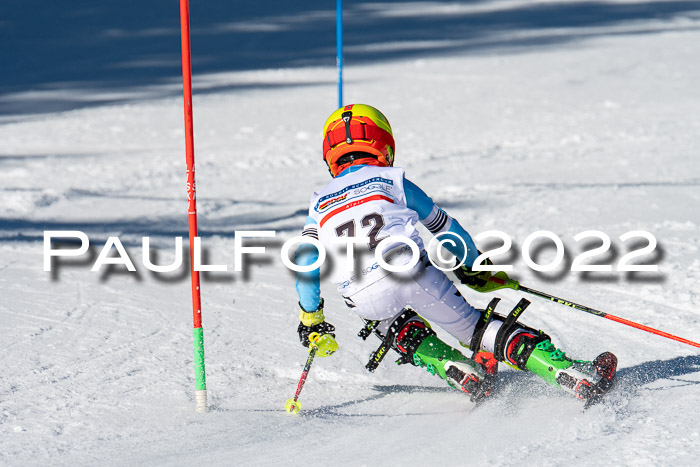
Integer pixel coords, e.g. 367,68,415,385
322,104,395,177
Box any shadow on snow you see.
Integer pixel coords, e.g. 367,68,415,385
301,353,700,417
2,0,699,115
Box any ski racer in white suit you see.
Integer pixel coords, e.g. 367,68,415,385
294,104,617,402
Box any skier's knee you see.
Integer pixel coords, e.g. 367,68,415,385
469,299,551,369
392,316,436,364
499,327,551,370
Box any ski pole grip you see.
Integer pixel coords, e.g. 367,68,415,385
308,332,321,350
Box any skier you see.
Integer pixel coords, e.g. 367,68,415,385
293,104,616,403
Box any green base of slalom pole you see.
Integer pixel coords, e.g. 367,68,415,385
193,327,208,412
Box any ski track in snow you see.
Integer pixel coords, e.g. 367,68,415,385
2,1,700,465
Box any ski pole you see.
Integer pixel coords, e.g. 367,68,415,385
487,276,700,349
285,339,319,414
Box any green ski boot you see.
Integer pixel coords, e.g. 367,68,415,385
363,309,498,402
506,332,617,403
398,323,492,401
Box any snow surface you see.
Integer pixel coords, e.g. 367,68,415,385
2,0,700,465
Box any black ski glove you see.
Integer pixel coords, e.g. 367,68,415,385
454,256,493,291
297,299,337,352
297,321,336,348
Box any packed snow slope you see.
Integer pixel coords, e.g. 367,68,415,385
2,1,700,465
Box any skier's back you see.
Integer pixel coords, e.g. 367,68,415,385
294,104,617,403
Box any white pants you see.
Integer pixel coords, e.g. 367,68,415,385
345,259,487,347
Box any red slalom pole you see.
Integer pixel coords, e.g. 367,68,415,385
488,276,700,349
179,0,208,412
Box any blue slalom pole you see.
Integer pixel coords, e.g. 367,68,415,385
336,0,343,108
